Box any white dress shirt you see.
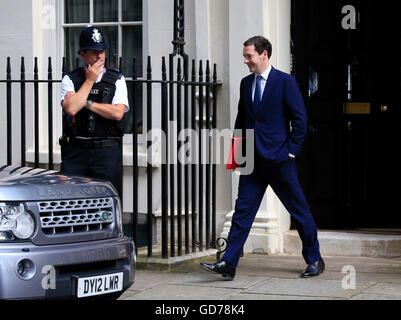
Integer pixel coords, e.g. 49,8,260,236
252,65,272,103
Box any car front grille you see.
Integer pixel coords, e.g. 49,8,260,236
38,198,114,236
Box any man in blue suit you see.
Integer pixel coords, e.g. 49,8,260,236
201,36,324,279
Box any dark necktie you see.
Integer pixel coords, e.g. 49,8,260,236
253,75,263,112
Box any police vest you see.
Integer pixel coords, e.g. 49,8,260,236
65,67,125,138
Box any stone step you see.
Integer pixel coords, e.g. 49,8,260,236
284,230,401,258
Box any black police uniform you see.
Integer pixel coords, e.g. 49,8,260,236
60,26,126,198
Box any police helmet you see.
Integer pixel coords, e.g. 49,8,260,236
78,25,108,53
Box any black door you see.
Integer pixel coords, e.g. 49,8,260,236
291,0,401,229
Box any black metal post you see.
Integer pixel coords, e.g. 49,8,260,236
191,60,197,253
146,56,153,257
211,63,218,248
34,57,39,168
198,60,204,251
169,53,175,257
183,55,190,254
6,57,12,166
172,0,185,56
20,57,26,167
132,58,138,254
61,57,68,167
48,57,54,170
171,0,190,257
205,61,211,249
176,58,183,256
161,57,169,258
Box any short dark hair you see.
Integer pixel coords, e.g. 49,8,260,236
243,36,272,58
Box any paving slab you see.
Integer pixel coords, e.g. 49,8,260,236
235,254,401,282
119,290,142,300
227,292,345,300
359,283,401,297
243,278,375,299
351,293,401,300
128,270,181,292
169,272,268,289
121,253,401,301
174,254,305,279
349,272,401,284
122,283,240,300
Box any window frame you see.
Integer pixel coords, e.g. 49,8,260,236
61,0,144,145
62,0,143,54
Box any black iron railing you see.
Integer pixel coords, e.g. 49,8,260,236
1,57,60,169
129,55,222,258
0,55,222,259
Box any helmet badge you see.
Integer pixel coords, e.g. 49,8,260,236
92,29,103,44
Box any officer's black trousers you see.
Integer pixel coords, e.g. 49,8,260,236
61,143,123,198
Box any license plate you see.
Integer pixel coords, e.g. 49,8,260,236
76,272,123,298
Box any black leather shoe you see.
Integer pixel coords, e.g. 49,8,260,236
301,259,325,278
200,261,236,280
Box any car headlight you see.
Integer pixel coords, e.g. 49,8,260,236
0,203,36,240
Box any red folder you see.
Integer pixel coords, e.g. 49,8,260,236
226,137,245,170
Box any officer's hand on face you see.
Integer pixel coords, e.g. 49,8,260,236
86,60,104,83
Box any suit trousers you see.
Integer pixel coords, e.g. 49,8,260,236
222,156,321,267
61,142,123,197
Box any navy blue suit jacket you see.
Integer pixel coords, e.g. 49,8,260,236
234,66,308,164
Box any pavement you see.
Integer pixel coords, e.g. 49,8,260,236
119,252,401,300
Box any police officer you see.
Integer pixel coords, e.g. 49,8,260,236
60,25,129,198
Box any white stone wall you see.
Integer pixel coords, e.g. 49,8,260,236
221,0,292,254
0,0,35,166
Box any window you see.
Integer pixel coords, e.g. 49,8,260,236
63,0,143,134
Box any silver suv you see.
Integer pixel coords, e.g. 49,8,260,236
0,165,135,299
